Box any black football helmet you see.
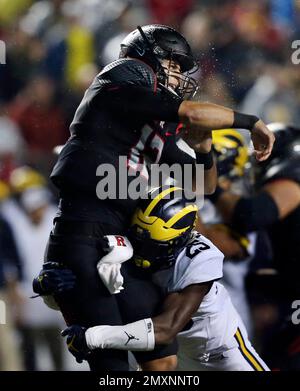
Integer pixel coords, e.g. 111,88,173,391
254,123,300,188
119,24,198,98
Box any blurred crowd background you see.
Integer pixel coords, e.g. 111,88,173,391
0,0,299,371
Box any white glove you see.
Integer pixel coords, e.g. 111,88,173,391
97,235,133,294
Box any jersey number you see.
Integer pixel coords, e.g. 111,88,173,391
186,240,210,258
128,125,165,174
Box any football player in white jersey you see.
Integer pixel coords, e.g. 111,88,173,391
196,129,256,337
61,186,269,371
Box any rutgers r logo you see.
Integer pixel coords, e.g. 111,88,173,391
0,40,6,64
291,40,300,65
115,236,126,247
0,300,6,325
291,300,300,325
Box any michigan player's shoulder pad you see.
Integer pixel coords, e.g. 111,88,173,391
169,232,224,292
97,58,157,90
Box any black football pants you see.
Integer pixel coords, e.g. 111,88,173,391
44,222,177,371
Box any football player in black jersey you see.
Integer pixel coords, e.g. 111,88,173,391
205,123,300,369
40,24,274,370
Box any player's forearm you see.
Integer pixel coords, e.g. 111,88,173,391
179,101,234,131
84,309,195,352
152,285,210,344
192,163,217,195
85,319,155,351
204,163,217,194
206,186,241,223
195,213,245,258
84,286,209,352
215,191,241,223
84,314,190,352
178,101,259,131
151,309,193,345
193,150,217,195
83,315,178,352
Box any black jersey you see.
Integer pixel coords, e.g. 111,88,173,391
263,158,300,298
50,58,195,228
267,205,300,297
262,155,300,298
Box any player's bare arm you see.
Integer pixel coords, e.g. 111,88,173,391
178,101,275,162
195,215,247,260
153,282,213,344
60,281,213,360
183,129,217,194
262,179,300,219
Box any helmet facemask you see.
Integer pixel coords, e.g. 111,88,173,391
120,25,199,100
128,186,198,271
156,51,199,99
128,225,193,271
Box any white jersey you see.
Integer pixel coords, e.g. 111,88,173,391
155,232,238,354
200,198,255,337
153,231,269,371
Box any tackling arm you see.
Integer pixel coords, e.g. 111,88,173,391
62,282,212,359
195,215,248,259
152,282,212,344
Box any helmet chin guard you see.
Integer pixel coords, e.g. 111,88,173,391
158,58,199,99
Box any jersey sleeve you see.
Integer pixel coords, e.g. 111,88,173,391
94,59,183,123
98,58,157,89
169,234,224,292
160,135,196,167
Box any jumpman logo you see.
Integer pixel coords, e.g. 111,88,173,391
124,331,140,346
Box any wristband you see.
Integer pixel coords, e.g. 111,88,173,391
195,151,214,170
206,185,224,204
233,111,259,130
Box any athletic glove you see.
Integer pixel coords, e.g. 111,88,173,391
61,325,91,363
32,262,76,296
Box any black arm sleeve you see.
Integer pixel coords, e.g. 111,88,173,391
103,85,182,123
232,191,279,233
233,111,259,130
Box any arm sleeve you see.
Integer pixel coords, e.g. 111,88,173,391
85,319,155,351
232,191,279,233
